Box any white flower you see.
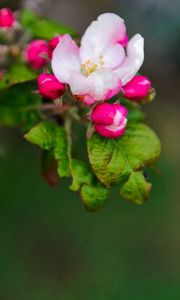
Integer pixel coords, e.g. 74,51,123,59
52,13,144,105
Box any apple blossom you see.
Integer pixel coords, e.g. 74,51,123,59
25,40,49,69
37,73,65,99
91,103,128,138
0,8,15,28
52,13,144,105
123,75,151,100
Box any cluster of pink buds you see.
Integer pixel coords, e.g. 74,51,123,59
25,36,62,69
25,36,66,100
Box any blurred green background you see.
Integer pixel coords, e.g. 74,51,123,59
0,0,180,299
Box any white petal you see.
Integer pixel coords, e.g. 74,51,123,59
103,44,125,69
52,34,81,84
88,69,121,100
115,34,144,85
80,13,126,63
69,69,121,103
69,72,93,96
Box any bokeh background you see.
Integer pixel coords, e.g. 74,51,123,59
0,0,180,299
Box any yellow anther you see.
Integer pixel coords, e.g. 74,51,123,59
81,60,97,76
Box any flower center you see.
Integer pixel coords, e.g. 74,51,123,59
81,56,105,77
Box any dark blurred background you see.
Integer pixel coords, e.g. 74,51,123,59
0,0,180,299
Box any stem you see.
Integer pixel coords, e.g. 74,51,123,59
23,103,70,113
64,117,73,171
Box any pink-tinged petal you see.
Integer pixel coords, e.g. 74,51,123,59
52,34,81,84
76,95,96,105
80,13,127,63
119,34,129,47
89,70,122,101
104,80,122,100
115,34,144,86
123,75,151,100
69,69,121,105
103,43,125,70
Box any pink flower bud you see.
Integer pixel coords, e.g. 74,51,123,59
48,36,62,59
37,73,65,99
0,8,15,28
91,103,128,139
25,40,49,69
123,75,151,100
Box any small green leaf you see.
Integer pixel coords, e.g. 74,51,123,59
25,120,71,177
81,183,109,212
0,62,37,90
69,158,109,211
20,9,76,40
70,159,93,192
87,133,129,187
24,120,55,150
0,82,41,129
120,171,152,205
87,122,161,187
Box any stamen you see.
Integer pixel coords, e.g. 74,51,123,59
81,56,105,77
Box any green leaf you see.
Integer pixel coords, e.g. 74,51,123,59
0,82,41,129
69,158,109,211
0,62,37,89
70,159,93,192
25,123,109,210
24,120,71,177
20,9,76,40
120,171,152,205
87,122,161,190
81,183,109,212
24,120,55,149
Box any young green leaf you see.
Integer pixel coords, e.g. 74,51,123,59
81,183,109,212
25,120,71,177
20,9,77,40
120,171,152,205
69,159,93,192
87,122,161,189
69,158,109,211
